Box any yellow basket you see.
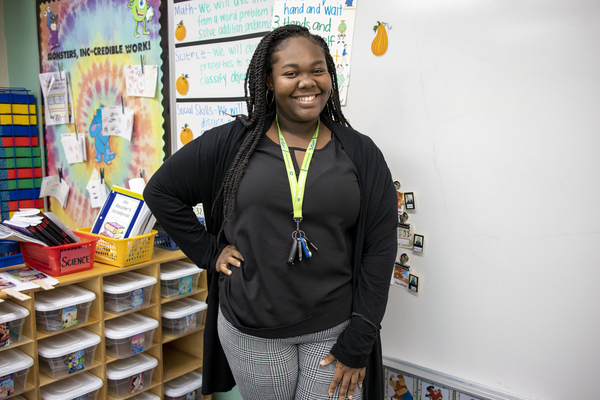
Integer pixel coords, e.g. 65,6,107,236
75,227,157,268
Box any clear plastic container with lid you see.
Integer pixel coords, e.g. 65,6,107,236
34,285,96,332
103,272,157,314
161,298,207,337
164,371,203,400
40,371,103,400
0,301,29,347
130,392,161,400
160,260,202,299
104,313,159,359
106,353,158,398
37,329,101,378
0,349,34,398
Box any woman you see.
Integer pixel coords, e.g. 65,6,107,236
145,25,397,399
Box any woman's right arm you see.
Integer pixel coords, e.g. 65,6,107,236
144,138,223,272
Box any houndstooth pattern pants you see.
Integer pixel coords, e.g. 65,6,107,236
217,308,363,400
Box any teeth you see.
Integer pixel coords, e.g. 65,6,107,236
297,95,316,101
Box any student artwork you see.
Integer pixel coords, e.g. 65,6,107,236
38,0,165,230
371,21,391,57
398,221,414,250
388,371,415,400
391,262,410,289
125,64,158,98
101,106,134,142
40,174,70,208
60,132,86,164
86,169,109,209
420,382,449,400
38,71,75,126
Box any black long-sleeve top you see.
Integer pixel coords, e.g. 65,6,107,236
220,132,360,338
144,111,398,399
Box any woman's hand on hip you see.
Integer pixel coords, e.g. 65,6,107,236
215,245,244,275
321,353,366,399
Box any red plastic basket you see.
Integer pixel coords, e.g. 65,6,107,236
19,233,98,277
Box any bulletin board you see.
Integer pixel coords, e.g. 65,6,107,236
36,0,167,230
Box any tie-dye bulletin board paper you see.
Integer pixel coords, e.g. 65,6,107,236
37,0,165,230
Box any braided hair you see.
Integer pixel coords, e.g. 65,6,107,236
215,25,350,241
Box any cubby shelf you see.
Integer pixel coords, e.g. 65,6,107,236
0,247,210,399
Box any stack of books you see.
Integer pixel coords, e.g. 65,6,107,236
0,88,43,221
91,186,156,239
0,209,79,247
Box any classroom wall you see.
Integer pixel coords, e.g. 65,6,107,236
342,1,600,399
0,0,9,87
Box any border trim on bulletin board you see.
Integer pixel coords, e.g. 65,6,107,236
384,357,531,400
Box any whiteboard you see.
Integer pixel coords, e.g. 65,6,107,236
341,1,600,400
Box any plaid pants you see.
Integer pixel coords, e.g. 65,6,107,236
217,309,363,400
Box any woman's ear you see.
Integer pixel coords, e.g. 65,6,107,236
266,74,273,91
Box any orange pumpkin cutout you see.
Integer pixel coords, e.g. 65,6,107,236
176,74,189,95
180,124,193,145
175,21,186,41
371,21,389,57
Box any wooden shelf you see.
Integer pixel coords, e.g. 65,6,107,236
160,287,207,304
162,345,202,382
0,249,206,399
103,301,159,321
162,326,205,344
36,316,101,340
39,358,104,386
106,379,161,400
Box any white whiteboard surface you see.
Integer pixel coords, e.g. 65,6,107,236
340,1,600,400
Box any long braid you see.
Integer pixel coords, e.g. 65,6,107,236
214,25,351,242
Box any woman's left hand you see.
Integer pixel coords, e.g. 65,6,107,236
320,353,366,399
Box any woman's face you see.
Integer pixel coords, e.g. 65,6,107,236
267,36,332,125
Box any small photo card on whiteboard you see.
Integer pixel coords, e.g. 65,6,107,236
391,263,410,289
420,382,449,400
404,192,415,210
413,234,424,252
387,370,415,400
409,274,419,293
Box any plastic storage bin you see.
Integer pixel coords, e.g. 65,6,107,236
160,260,202,299
164,371,203,400
40,371,103,400
76,227,157,268
34,285,96,332
105,313,159,359
106,353,158,398
131,392,161,400
37,329,100,378
103,272,157,314
0,349,34,398
162,298,207,337
0,301,29,347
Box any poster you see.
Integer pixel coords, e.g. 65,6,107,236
272,0,357,104
38,0,165,229
171,0,273,150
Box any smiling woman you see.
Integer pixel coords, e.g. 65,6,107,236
144,25,398,400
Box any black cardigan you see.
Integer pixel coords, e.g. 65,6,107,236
144,112,398,399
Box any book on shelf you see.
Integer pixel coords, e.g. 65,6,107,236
0,157,41,169
0,147,41,158
1,209,80,247
0,136,39,147
0,167,43,180
91,185,156,239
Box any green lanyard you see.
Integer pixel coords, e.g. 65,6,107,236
276,115,320,220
